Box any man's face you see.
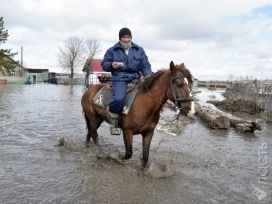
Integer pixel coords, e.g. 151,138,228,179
120,35,131,44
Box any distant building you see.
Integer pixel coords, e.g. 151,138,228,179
82,58,111,85
24,68,57,84
0,54,23,77
264,79,272,85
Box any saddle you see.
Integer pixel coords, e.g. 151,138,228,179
93,79,141,115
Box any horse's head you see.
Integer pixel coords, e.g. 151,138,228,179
168,61,194,116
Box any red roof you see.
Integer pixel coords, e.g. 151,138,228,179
90,59,103,72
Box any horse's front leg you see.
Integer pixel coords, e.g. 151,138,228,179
142,130,154,168
122,130,133,160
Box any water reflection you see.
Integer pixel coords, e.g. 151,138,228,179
195,87,226,108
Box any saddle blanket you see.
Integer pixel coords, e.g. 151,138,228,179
93,86,138,115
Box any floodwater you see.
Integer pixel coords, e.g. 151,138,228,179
0,84,272,204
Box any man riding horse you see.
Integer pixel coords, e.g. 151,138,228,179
101,27,153,135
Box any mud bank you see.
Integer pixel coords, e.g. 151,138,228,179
207,92,272,123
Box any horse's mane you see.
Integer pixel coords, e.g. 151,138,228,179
175,63,193,84
138,70,165,94
138,63,193,93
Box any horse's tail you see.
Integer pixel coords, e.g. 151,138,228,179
82,110,91,132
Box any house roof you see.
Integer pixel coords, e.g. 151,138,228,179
24,68,49,73
1,53,23,68
82,59,104,72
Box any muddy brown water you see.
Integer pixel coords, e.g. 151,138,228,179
0,85,271,204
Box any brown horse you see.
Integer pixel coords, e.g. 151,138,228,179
81,61,194,168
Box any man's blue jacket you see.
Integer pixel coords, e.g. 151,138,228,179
101,42,152,82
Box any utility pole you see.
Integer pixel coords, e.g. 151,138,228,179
20,46,23,76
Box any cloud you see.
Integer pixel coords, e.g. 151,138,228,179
1,0,272,80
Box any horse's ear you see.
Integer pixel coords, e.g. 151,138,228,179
170,61,176,72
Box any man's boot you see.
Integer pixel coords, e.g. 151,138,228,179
109,112,120,135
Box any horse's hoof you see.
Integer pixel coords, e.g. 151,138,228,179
85,142,90,147
122,154,132,160
140,158,149,169
142,163,150,170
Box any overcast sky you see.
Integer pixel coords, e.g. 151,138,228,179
1,0,272,80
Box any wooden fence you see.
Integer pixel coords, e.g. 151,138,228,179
226,82,272,118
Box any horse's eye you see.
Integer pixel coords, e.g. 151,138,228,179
177,83,183,88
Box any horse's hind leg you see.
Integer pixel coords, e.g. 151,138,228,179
90,124,103,152
86,131,92,147
84,112,92,146
84,112,103,151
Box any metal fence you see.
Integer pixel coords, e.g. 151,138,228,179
57,78,86,85
226,82,272,118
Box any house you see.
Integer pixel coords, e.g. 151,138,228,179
0,54,23,77
24,68,57,84
0,54,26,84
82,58,104,72
82,58,111,85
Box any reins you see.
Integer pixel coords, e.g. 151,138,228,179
145,86,165,106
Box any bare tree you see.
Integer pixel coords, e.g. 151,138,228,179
58,36,86,79
58,37,102,79
82,39,102,72
228,74,235,82
86,39,102,59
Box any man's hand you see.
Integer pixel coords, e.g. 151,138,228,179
112,61,122,69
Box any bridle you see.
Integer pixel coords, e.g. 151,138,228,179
168,72,195,108
145,71,195,109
